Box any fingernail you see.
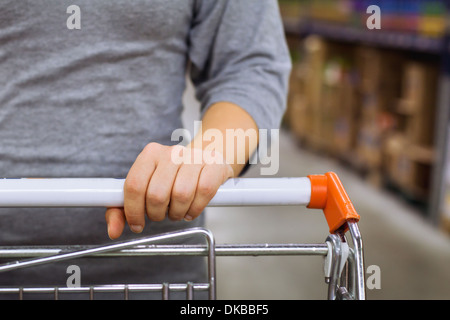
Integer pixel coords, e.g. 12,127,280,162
130,224,143,233
184,215,193,222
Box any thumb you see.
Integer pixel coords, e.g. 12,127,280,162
105,207,126,240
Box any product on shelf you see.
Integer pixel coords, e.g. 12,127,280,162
285,35,439,201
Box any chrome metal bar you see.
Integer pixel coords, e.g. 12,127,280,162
336,287,353,300
162,283,169,300
0,243,328,258
203,230,216,300
124,284,129,301
348,221,366,300
346,248,357,299
325,234,342,300
186,282,194,300
0,283,210,295
215,244,328,256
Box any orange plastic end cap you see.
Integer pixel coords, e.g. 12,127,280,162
308,172,360,233
307,174,328,209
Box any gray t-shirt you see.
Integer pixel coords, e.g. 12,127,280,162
0,0,291,297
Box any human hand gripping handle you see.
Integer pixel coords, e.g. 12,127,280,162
106,102,259,239
105,143,234,239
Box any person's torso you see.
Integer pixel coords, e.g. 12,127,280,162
0,0,194,178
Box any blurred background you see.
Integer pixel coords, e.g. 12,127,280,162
183,0,450,300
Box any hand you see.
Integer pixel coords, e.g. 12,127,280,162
105,142,234,239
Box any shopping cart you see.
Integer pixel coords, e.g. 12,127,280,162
0,172,365,300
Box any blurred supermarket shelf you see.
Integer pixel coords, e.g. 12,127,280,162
280,0,450,233
284,19,447,55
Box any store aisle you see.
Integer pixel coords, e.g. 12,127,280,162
204,129,450,300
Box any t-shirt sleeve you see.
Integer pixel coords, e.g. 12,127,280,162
188,0,292,132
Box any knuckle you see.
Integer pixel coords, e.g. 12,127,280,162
146,142,160,150
172,187,193,204
147,190,168,206
124,178,142,197
143,142,161,155
197,182,216,198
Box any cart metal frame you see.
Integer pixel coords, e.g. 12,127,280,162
0,172,365,300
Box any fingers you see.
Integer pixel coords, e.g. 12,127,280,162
145,160,180,221
168,162,203,221
116,143,233,240
186,163,234,221
123,143,158,233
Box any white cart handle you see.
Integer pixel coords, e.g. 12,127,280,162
0,173,360,234
0,178,311,208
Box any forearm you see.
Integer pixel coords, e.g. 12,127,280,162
188,102,259,177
